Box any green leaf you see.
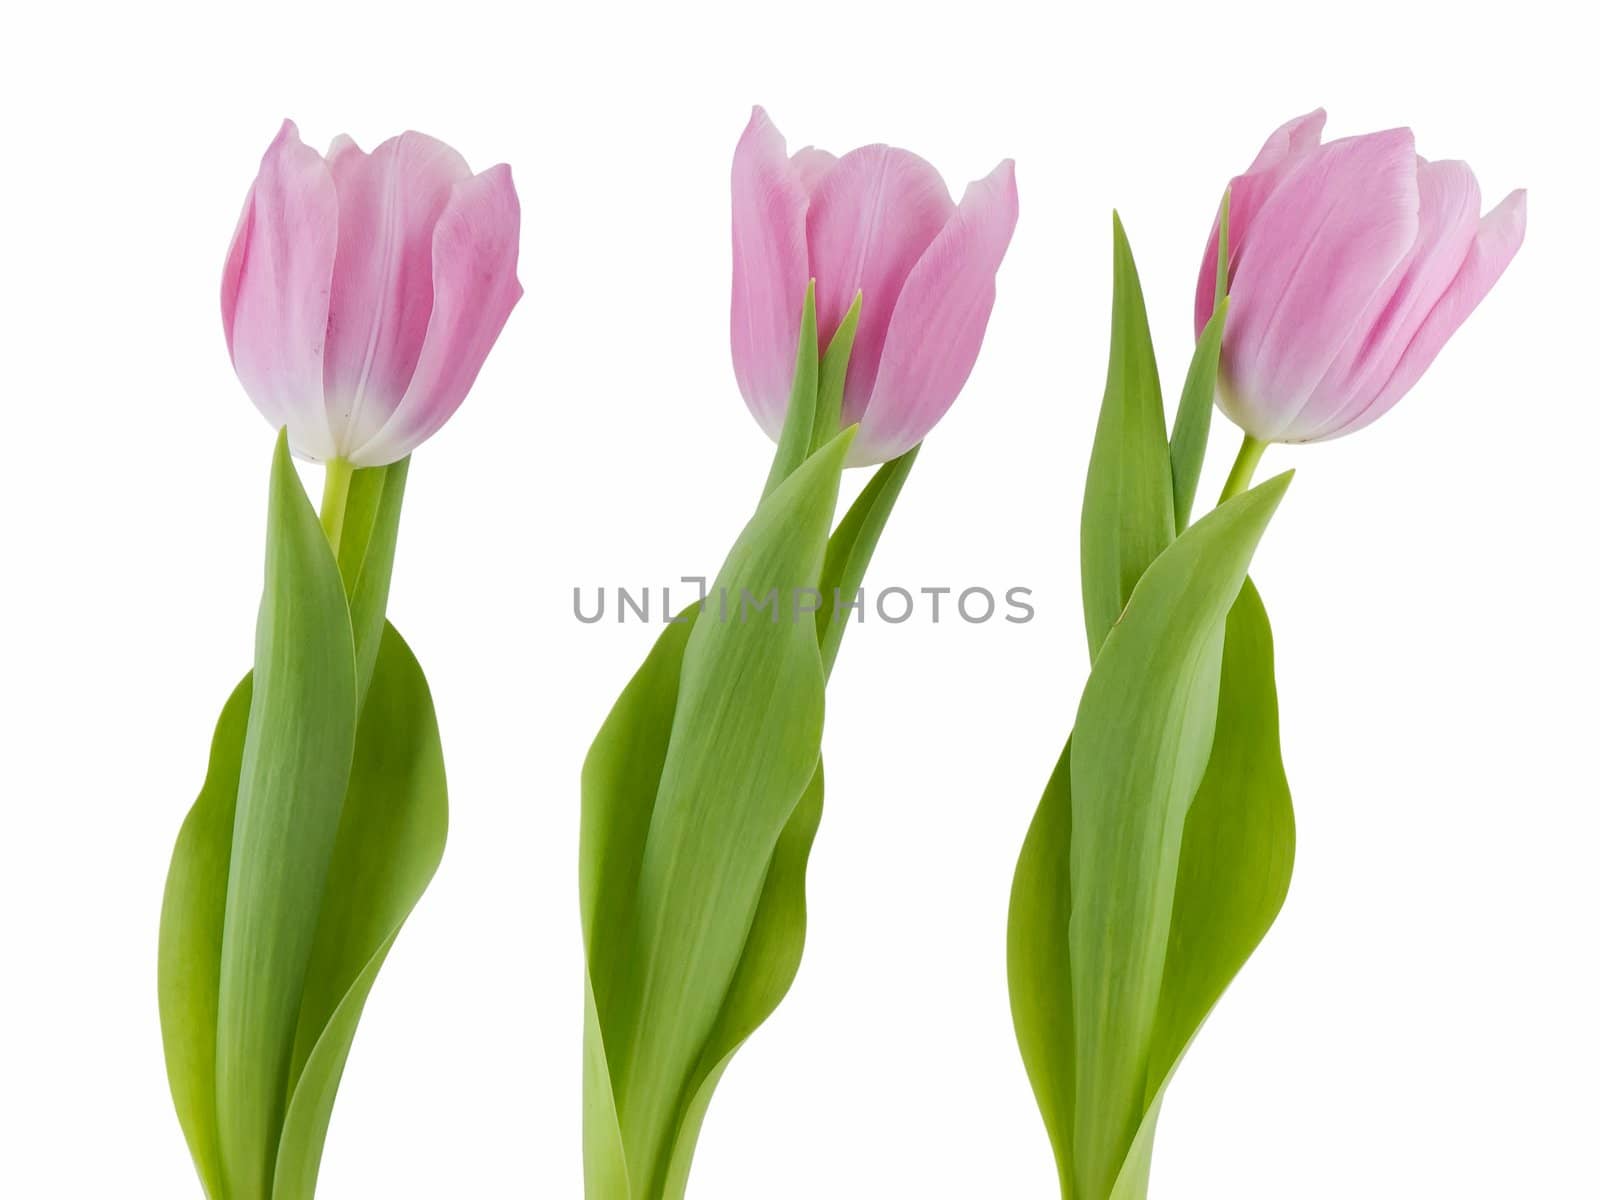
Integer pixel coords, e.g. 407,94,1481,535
816,445,918,675
1168,300,1227,533
1142,578,1294,1094
612,429,850,1194
581,432,852,1197
583,319,910,1193
762,281,820,499
1108,1108,1159,1200
649,430,905,1198
657,764,826,1200
335,458,410,702
1007,738,1077,1197
160,436,438,1199
214,431,359,1198
581,613,697,1199
1081,214,1175,659
272,623,449,1199
1102,581,1291,1199
1169,191,1231,533
159,674,251,1199
812,293,861,455
1010,583,1295,1200
1066,472,1290,1198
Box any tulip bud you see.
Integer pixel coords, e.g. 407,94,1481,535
1196,110,1525,444
731,107,1018,466
222,121,522,466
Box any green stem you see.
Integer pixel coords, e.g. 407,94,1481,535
319,457,355,555
1218,434,1266,504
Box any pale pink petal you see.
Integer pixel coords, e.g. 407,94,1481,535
222,120,340,460
730,106,812,441
805,144,956,424
853,161,1018,466
320,131,471,457
1327,188,1526,439
1218,128,1420,441
349,164,523,466
1294,159,1482,440
1194,109,1326,334
789,146,837,197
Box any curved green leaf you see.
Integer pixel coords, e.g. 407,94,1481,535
1010,582,1294,1200
215,431,359,1199
657,765,825,1200
652,446,912,1194
1145,580,1293,1087
1169,192,1231,534
158,674,251,1199
335,458,410,703
817,447,918,676
1103,581,1293,1198
612,430,849,1194
583,420,912,1197
272,623,448,1199
581,613,696,1199
811,295,860,455
1080,214,1174,660
1007,739,1076,1196
762,282,820,499
1168,300,1227,533
1067,473,1289,1198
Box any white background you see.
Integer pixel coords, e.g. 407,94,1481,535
2,1,1594,1195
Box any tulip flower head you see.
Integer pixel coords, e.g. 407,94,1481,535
1197,110,1525,444
223,121,522,466
731,107,1019,466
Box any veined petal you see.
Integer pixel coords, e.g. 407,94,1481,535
1194,109,1326,334
350,164,523,466
322,131,472,456
730,106,812,441
1295,158,1482,440
854,161,1018,466
222,120,340,460
1330,187,1526,438
1219,128,1420,440
805,144,955,425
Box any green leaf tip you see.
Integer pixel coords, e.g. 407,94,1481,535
813,293,861,458
1080,206,1173,660
1233,467,1293,510
1214,188,1232,310
762,284,823,500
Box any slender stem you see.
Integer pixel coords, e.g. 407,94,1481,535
1218,434,1267,504
319,457,355,556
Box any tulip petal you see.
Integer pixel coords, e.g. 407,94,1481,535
1296,159,1483,440
854,161,1019,466
1194,109,1326,335
350,165,523,466
222,121,340,460
730,107,812,441
1219,128,1421,441
322,131,472,457
1331,188,1526,438
805,145,956,425
789,146,837,197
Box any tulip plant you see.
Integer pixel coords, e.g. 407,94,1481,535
581,107,1018,1200
158,122,521,1200
1008,110,1525,1199
153,104,1526,1200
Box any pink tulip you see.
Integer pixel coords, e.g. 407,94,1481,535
1196,110,1525,444
731,107,1018,466
222,121,522,466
